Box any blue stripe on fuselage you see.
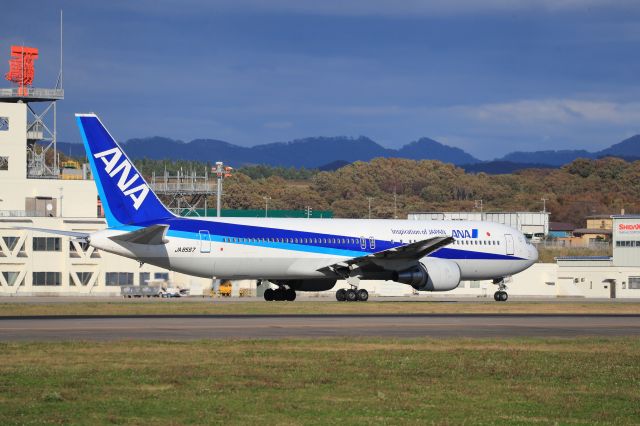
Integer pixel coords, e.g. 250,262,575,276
110,216,526,261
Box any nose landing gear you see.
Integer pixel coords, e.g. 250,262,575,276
494,291,508,302
492,278,509,302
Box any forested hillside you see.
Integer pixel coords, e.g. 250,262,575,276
138,157,640,225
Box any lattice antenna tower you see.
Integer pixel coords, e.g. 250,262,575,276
1,11,65,178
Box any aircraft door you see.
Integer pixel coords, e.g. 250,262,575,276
360,237,367,250
505,234,514,255
199,230,211,253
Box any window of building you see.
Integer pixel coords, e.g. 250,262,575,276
629,277,640,290
0,116,8,131
105,272,134,286
33,272,61,286
2,236,19,251
2,271,20,286
154,272,169,281
139,272,150,286
70,272,93,286
33,237,61,252
0,156,7,171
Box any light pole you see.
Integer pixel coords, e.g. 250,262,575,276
215,162,223,217
263,196,271,218
367,197,373,219
59,187,64,217
213,162,233,217
541,198,547,213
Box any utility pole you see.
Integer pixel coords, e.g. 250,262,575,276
541,198,547,213
263,196,271,218
367,197,373,219
393,189,397,219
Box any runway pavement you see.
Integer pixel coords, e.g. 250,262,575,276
1,313,640,341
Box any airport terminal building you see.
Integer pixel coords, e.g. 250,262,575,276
0,98,213,296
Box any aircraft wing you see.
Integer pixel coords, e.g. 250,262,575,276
109,224,169,245
318,236,453,275
14,226,90,241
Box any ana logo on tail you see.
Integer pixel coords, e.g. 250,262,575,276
94,147,149,210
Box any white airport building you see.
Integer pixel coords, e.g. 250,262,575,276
0,95,214,296
408,211,550,238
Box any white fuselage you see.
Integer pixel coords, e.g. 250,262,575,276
89,217,538,282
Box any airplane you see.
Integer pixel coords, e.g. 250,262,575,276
22,113,538,302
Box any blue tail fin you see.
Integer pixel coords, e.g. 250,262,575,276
76,113,173,227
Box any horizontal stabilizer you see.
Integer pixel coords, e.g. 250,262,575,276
15,226,90,241
109,224,169,245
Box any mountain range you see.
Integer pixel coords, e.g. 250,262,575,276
55,134,640,173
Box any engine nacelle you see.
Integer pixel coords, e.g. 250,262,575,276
271,279,337,292
393,258,461,292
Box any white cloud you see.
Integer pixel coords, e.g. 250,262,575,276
124,0,640,18
264,121,294,129
455,98,640,125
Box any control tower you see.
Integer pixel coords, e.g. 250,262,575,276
0,45,64,178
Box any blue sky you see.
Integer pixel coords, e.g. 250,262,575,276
3,0,640,160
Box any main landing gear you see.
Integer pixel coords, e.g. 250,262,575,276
264,287,296,302
492,278,509,302
335,288,368,302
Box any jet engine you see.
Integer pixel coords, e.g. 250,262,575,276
393,257,461,291
271,278,337,292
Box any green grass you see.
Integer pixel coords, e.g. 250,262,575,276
1,337,639,425
1,300,640,317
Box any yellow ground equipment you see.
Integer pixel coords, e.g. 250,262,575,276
60,160,83,180
218,280,232,297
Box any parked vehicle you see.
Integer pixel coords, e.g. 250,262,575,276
121,286,162,298
160,287,189,298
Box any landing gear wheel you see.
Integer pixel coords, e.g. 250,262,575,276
285,288,296,301
494,291,508,302
357,289,369,302
336,289,347,302
264,288,275,301
346,289,357,302
275,288,287,301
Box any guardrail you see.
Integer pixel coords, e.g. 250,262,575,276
0,210,51,217
0,87,64,99
149,182,216,193
533,240,611,250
